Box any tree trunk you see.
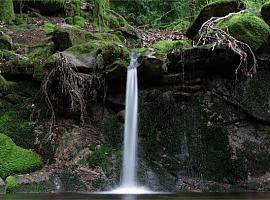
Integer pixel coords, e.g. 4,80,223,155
0,0,15,21
92,0,109,29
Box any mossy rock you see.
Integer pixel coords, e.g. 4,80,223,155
152,39,192,54
261,1,270,26
0,133,42,179
52,24,124,51
73,16,86,28
186,0,246,39
218,14,270,51
0,75,14,92
139,92,247,183
63,37,129,73
0,31,12,50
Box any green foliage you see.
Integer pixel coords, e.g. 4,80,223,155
42,21,56,33
73,16,86,28
218,13,270,51
103,117,122,147
5,176,17,192
162,19,190,31
152,39,192,54
0,75,14,92
110,0,212,27
0,133,42,179
87,145,112,170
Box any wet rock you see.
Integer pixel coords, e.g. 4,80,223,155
117,110,125,123
137,49,165,83
167,45,240,76
186,0,245,39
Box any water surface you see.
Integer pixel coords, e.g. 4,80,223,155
1,193,270,200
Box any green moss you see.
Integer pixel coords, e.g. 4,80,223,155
87,145,112,170
0,32,12,50
152,39,192,54
162,19,190,31
0,133,42,179
134,48,146,53
42,21,56,33
261,1,270,26
5,176,17,192
66,37,129,68
0,75,14,92
73,16,85,28
218,14,270,51
0,0,15,21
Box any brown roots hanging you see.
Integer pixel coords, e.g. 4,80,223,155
197,10,257,80
42,52,105,142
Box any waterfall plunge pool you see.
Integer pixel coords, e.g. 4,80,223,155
1,193,270,200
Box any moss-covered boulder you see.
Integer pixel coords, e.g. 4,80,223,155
0,133,42,179
186,0,245,39
152,39,192,54
218,14,270,51
261,1,270,26
52,24,124,51
0,31,12,50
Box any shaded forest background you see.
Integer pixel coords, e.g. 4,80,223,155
110,0,268,27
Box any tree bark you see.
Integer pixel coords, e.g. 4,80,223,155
0,0,15,21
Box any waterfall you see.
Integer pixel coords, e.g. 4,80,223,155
122,52,139,187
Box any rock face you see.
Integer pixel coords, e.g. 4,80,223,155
261,1,270,26
186,0,245,39
135,71,270,192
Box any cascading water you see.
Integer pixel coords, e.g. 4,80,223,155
122,52,139,187
108,52,151,194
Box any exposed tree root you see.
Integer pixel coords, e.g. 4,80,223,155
42,52,105,143
197,10,257,80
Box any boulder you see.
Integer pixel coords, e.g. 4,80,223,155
0,31,12,50
113,26,143,48
261,1,270,26
50,37,129,74
217,14,270,51
186,0,245,39
167,45,240,77
52,24,123,51
0,133,42,179
52,24,96,51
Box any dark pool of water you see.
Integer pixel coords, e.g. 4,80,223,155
1,193,270,200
